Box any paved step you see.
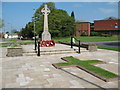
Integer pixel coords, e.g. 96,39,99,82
23,50,77,56
23,53,37,56
40,49,74,52
23,48,87,53
23,48,88,56
23,51,36,53
23,49,76,56
23,49,74,53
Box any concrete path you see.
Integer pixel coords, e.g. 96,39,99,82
1,44,119,88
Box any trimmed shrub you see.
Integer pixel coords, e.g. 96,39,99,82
81,32,87,36
100,34,111,37
90,31,99,36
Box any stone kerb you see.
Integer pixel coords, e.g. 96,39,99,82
6,46,23,57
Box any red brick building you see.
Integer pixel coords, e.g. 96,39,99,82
0,33,4,38
75,20,90,36
94,17,120,36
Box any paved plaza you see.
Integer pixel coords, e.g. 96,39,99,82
0,43,119,89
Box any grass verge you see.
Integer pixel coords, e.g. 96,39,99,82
53,36,119,42
18,40,34,45
0,42,10,45
98,46,120,52
10,44,20,47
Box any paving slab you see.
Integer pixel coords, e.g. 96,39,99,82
1,44,119,88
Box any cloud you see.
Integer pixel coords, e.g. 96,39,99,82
99,8,115,14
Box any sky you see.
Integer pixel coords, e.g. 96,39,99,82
1,1,119,33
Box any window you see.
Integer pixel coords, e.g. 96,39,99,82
115,26,118,28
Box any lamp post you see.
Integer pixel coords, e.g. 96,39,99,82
11,24,12,39
2,25,5,41
7,23,12,39
33,9,37,50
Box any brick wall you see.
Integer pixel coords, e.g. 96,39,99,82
94,20,120,31
75,22,90,36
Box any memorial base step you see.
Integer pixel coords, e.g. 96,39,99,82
23,51,76,56
23,48,87,56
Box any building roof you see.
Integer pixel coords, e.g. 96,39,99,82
103,17,118,20
76,20,89,23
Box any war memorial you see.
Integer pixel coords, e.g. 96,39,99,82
0,3,119,89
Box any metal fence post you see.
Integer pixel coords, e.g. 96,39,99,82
37,41,40,56
78,40,80,53
71,37,73,48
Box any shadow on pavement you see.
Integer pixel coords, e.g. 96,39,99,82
60,68,107,90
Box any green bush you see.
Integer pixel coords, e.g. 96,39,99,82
100,34,111,37
81,32,87,36
10,44,20,47
90,31,99,36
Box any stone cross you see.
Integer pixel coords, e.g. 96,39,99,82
41,4,51,40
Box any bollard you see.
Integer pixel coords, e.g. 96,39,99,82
71,37,73,48
37,41,40,56
78,40,80,53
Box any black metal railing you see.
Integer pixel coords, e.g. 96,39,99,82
37,40,40,56
71,36,81,54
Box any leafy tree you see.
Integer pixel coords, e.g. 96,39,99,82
33,2,55,18
0,18,4,28
20,22,34,38
20,2,75,38
48,9,74,37
6,32,9,34
11,29,19,34
71,11,76,36
71,11,75,20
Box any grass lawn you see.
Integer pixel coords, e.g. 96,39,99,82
53,36,119,42
10,44,20,47
0,42,12,47
5,39,17,42
1,39,34,47
98,46,120,52
53,36,119,52
17,40,34,45
1,39,17,44
56,56,118,79
0,42,10,45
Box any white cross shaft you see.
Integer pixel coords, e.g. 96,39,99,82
41,4,51,40
41,4,50,15
41,4,50,32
